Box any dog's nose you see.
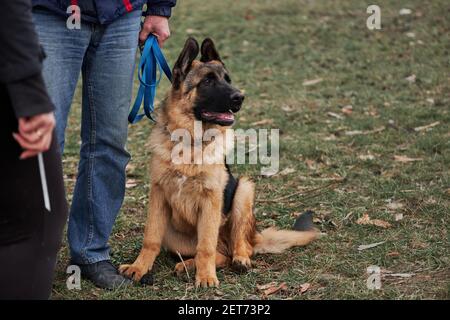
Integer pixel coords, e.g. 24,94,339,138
230,92,245,110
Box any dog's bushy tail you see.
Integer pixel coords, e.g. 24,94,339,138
253,211,319,254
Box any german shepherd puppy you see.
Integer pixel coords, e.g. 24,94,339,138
119,38,318,287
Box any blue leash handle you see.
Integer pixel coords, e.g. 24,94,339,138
128,35,172,124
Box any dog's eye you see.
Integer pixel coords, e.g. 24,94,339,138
224,74,232,84
201,73,216,86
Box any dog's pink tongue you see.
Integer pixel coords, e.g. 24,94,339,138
203,111,234,121
217,112,234,121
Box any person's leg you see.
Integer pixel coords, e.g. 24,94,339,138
32,8,91,151
68,10,141,268
0,123,67,300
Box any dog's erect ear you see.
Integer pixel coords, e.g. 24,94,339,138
172,37,199,89
200,38,222,63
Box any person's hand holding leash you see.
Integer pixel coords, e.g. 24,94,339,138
140,15,171,47
13,112,55,159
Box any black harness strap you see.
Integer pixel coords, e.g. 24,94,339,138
222,163,238,215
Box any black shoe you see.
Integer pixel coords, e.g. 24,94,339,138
74,260,132,290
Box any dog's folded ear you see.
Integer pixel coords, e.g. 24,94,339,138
172,37,199,89
200,38,222,63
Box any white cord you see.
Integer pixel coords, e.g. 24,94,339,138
38,153,51,212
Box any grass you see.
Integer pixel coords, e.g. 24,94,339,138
53,0,449,299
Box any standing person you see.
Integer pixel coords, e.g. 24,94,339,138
0,0,68,300
31,0,177,289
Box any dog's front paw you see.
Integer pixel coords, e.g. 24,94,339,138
119,263,148,282
231,256,252,274
195,273,219,288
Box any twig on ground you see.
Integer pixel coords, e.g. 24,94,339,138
176,251,190,280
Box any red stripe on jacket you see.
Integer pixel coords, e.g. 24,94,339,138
122,0,133,12
70,0,78,5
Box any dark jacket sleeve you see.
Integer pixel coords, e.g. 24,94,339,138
145,0,177,18
0,0,54,118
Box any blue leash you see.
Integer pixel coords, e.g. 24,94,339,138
128,35,172,124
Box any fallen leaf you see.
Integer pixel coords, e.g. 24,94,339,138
341,105,353,115
214,290,225,296
281,105,294,112
251,119,273,126
256,282,277,290
356,213,391,228
302,78,323,86
386,251,400,257
405,74,416,83
324,134,338,141
244,11,255,21
394,155,423,162
385,273,414,278
425,197,437,205
279,167,296,176
327,112,344,120
399,8,412,15
299,283,311,294
358,241,386,251
257,282,287,296
387,201,404,210
344,126,385,136
185,28,199,35
368,110,379,117
291,212,302,218
358,154,375,161
394,213,404,221
414,121,440,132
405,32,416,38
126,179,138,189
304,159,317,170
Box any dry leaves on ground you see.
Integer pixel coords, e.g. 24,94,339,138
299,283,311,294
405,74,416,83
386,201,404,210
256,282,288,296
341,105,353,115
414,121,440,132
358,153,375,161
356,213,391,228
302,78,323,86
327,112,344,120
399,8,412,15
278,167,296,176
251,119,273,126
357,241,386,251
393,155,423,162
344,126,385,136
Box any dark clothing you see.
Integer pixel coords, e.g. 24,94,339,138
0,0,68,299
0,0,55,118
32,0,177,25
0,125,67,299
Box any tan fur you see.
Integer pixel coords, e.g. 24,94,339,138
253,229,318,254
120,44,318,287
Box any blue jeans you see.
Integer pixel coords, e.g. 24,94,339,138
33,9,141,264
